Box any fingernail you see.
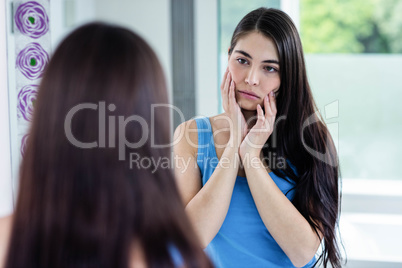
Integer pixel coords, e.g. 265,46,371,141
265,95,269,101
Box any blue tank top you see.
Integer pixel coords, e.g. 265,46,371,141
195,117,316,268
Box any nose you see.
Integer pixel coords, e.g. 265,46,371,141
245,67,259,86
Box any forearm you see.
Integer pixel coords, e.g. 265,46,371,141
185,146,240,248
243,156,320,267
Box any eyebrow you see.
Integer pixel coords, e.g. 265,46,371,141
234,49,279,65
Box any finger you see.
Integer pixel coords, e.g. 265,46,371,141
264,95,273,118
223,71,230,93
229,80,235,104
262,95,275,132
221,72,231,111
221,70,230,97
270,91,277,115
257,104,265,127
220,67,229,90
248,104,262,132
266,93,277,131
231,81,241,110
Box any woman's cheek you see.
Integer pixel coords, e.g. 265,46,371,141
227,61,235,76
228,65,242,85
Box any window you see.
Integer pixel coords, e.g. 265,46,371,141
300,0,402,181
300,0,402,265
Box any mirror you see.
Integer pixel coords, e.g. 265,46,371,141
5,0,174,201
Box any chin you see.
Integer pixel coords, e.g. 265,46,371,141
238,102,258,112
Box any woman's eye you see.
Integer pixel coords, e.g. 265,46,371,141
265,66,277,72
237,58,248,65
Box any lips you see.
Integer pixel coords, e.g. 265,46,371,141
237,90,260,99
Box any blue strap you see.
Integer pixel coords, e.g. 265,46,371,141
194,117,213,177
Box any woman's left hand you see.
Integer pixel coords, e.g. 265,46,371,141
239,91,277,159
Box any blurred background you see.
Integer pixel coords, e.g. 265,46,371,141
1,0,401,267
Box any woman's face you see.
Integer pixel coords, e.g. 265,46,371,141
228,31,280,111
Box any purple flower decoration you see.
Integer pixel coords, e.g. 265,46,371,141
17,84,38,122
14,1,49,39
21,134,29,157
16,42,49,80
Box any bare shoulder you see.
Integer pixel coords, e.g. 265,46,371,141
173,115,229,152
0,214,13,268
208,113,231,151
173,119,204,206
209,113,231,131
173,119,199,155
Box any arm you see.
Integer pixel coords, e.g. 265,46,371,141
173,69,246,248
0,214,12,268
240,93,321,267
173,120,240,248
243,158,321,267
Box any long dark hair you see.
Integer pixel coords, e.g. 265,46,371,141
6,23,211,268
229,8,342,268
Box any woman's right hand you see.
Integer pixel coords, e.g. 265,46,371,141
220,68,247,148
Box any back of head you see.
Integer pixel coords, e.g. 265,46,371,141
6,22,211,268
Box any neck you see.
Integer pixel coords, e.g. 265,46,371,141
241,108,258,129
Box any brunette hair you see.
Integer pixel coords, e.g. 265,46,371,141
6,23,211,268
229,8,342,268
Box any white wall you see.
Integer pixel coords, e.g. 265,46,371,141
0,0,14,217
95,0,172,100
195,0,219,117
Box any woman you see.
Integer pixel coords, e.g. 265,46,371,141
173,8,341,268
0,23,212,268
